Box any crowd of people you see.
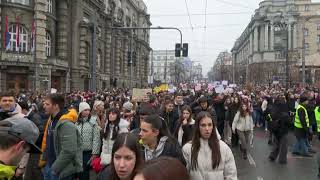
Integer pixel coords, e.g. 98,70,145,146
0,84,320,180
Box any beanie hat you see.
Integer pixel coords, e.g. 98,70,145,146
123,102,133,111
79,102,91,115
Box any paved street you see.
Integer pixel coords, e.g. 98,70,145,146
233,129,320,180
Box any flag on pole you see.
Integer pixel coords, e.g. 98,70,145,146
4,16,11,51
16,16,20,52
31,19,35,53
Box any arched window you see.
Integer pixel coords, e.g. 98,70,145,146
8,25,28,52
46,0,53,13
45,32,51,57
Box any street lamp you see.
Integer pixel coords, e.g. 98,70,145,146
273,14,290,89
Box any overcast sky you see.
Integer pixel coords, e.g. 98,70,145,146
144,0,320,76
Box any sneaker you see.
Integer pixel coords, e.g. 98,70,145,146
268,156,275,162
292,152,301,156
301,153,313,157
309,149,317,154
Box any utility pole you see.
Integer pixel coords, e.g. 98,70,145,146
130,29,134,89
164,49,167,83
302,20,306,88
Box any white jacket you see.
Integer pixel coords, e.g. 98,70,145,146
232,111,254,132
183,139,237,180
100,119,129,165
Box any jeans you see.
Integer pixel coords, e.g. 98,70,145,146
237,130,251,152
43,164,59,180
43,164,76,180
80,151,92,180
292,137,309,155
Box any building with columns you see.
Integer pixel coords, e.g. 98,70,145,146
0,0,151,93
231,0,320,85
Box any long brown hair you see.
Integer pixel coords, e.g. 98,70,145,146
191,111,221,170
179,105,192,123
109,133,144,180
239,103,250,117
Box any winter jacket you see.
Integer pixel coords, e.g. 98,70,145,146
174,119,195,146
141,136,186,166
75,116,101,155
232,111,254,132
160,110,177,134
183,139,237,180
39,109,82,179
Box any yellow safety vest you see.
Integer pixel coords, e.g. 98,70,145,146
294,104,309,128
315,106,320,132
0,164,16,180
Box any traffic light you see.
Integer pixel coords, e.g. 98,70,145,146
175,43,188,57
175,43,181,57
182,43,188,57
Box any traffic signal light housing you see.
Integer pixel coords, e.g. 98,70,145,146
175,43,188,57
175,44,181,57
182,43,188,57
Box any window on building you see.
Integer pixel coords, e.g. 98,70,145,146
304,28,309,36
318,35,320,44
85,42,90,62
7,0,29,5
8,25,28,52
46,0,52,13
97,49,102,69
304,43,309,49
45,31,51,57
305,5,310,11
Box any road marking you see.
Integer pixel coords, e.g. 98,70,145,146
257,176,263,180
247,153,256,167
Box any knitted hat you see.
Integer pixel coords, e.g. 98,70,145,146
79,102,91,115
123,102,133,111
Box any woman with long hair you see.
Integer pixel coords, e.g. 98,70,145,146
232,103,254,159
183,111,237,180
174,105,195,146
231,95,241,147
98,133,144,180
100,108,129,166
224,96,233,145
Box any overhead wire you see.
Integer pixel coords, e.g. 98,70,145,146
184,0,194,31
151,12,251,17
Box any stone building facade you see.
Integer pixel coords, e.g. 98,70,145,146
151,50,177,83
231,0,320,85
0,0,151,93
